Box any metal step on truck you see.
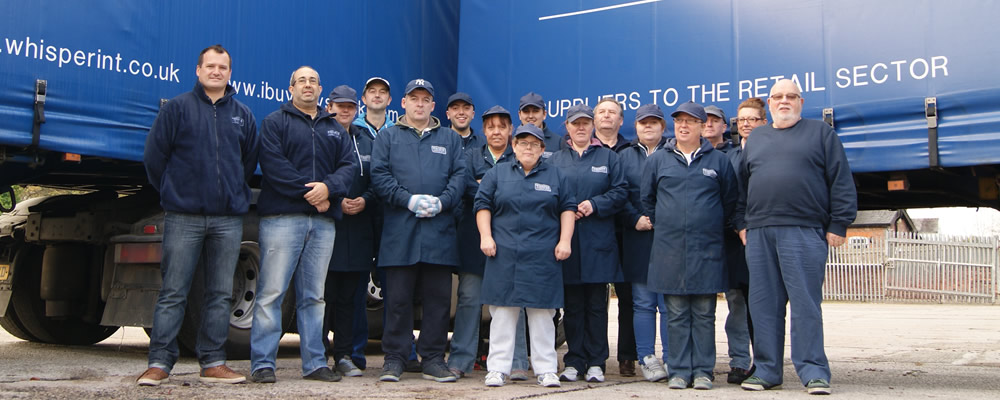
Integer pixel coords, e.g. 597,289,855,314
2,0,999,355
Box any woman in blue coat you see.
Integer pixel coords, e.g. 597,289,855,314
549,104,628,383
449,106,530,379
617,104,669,382
640,102,739,390
476,124,576,388
322,85,377,377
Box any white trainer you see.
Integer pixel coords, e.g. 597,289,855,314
585,366,605,383
537,372,561,387
485,371,507,387
640,354,667,382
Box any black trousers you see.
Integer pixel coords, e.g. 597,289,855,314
381,263,452,364
614,282,637,361
323,270,362,361
563,283,610,371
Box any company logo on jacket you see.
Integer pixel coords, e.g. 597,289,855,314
591,165,608,174
534,183,552,192
431,145,448,155
702,168,717,178
327,129,341,138
231,116,244,127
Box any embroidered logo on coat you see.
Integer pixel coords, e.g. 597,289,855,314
230,116,244,127
534,183,552,192
431,145,447,155
359,154,371,162
591,165,608,174
702,168,718,178
327,130,341,138
542,151,553,158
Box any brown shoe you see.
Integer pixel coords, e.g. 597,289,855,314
619,360,636,377
200,364,246,384
137,367,169,386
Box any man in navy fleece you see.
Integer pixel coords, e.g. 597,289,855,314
737,79,856,395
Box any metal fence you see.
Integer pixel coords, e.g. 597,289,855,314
824,231,999,304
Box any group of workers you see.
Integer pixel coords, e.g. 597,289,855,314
138,44,856,396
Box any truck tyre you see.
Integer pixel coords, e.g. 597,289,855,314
365,271,383,340
0,305,39,342
10,245,119,345
177,241,294,360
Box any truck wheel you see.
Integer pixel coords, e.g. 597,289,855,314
177,241,294,360
554,308,566,348
365,271,384,340
0,305,39,342
10,245,118,344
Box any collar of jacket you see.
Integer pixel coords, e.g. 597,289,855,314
192,81,236,105
279,101,334,122
664,137,714,158
630,136,667,154
396,115,442,134
512,156,547,177
481,142,514,163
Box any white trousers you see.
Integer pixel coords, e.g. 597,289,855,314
487,306,558,375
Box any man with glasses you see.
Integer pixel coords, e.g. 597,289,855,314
737,79,856,395
249,66,358,384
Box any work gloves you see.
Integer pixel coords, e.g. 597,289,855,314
407,194,442,218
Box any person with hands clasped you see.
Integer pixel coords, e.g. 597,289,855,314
476,124,576,388
249,66,358,384
370,78,467,383
549,104,629,384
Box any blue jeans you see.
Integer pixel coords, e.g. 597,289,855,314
148,213,243,373
250,214,336,376
448,272,529,373
725,288,752,370
631,283,667,364
746,226,830,386
665,294,717,381
350,272,369,368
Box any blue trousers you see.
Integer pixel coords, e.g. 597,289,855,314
746,226,830,386
148,213,242,373
563,283,609,372
665,294,717,381
250,215,336,376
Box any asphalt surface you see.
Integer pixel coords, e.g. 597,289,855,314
1,299,998,399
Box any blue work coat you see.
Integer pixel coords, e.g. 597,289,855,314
616,138,666,283
456,143,515,275
330,124,379,272
550,140,628,284
723,146,749,287
475,159,577,308
371,116,467,267
640,138,740,295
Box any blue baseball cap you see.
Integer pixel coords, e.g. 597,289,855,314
329,85,358,104
635,104,664,122
513,124,545,142
404,78,434,96
447,92,474,108
519,92,544,110
565,103,594,123
481,105,511,120
671,102,707,122
704,105,727,123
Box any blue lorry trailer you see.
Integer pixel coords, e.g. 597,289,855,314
1,0,998,352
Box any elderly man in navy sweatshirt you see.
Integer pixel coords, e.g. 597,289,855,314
737,79,857,395
249,66,357,384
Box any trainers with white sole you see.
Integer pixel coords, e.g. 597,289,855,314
585,366,605,383
639,355,667,382
485,371,508,387
693,376,713,390
336,356,363,377
537,372,561,387
668,376,688,389
559,366,579,382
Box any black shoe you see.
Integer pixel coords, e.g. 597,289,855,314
380,359,404,382
421,360,457,383
405,359,422,373
727,367,754,384
304,367,341,382
251,368,276,384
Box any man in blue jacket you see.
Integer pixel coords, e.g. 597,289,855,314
248,66,358,384
738,79,857,395
371,79,467,383
446,92,482,149
140,44,257,387
518,92,563,158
